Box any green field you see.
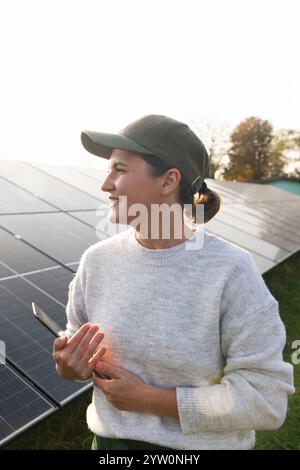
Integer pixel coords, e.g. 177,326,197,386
2,250,300,450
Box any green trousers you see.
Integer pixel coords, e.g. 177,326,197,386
91,434,175,450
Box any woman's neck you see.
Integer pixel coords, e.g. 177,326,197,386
134,224,197,250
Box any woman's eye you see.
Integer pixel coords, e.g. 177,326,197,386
107,168,124,174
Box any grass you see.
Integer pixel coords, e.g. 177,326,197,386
254,249,300,450
2,250,300,450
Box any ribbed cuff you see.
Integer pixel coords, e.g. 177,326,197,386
176,384,230,434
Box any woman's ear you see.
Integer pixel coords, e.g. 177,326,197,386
161,168,182,195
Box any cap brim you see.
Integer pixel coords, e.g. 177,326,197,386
81,130,153,159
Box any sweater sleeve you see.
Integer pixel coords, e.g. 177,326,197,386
176,251,295,434
64,251,89,340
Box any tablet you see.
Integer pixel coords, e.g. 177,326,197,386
32,302,64,337
31,302,111,380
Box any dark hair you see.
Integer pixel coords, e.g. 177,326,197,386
138,153,221,224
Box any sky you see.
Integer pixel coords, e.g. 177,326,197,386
0,0,299,169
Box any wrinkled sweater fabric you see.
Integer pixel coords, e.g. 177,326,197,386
65,226,295,450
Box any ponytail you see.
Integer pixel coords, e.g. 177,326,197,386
179,179,221,224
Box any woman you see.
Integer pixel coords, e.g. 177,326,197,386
53,114,294,450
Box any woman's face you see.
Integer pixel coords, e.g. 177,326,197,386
101,148,164,226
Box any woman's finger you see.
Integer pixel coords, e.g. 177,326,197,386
53,335,68,355
86,331,105,358
67,323,93,353
87,347,107,370
72,324,100,358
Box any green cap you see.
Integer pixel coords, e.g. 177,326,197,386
81,114,210,194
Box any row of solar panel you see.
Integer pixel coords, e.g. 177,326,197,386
0,191,299,275
1,159,300,274
0,161,109,445
0,160,108,213
1,159,299,447
0,364,55,444
0,247,93,445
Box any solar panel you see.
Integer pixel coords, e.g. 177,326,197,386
0,160,101,211
220,204,300,244
0,228,59,279
0,273,90,404
0,212,106,265
28,162,109,202
255,201,300,230
216,179,300,202
206,217,289,261
0,263,16,280
204,227,274,273
24,266,75,306
208,178,300,273
66,262,79,270
246,253,275,273
67,210,103,228
68,210,129,236
0,363,55,446
0,177,55,214
70,165,107,182
215,209,299,253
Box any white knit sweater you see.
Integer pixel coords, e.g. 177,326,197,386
65,227,295,450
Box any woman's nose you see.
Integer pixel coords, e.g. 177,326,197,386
101,173,114,193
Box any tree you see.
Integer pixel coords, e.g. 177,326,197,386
223,116,273,182
271,129,300,178
268,130,289,177
190,118,231,179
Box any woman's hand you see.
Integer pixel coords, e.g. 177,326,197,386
53,323,107,381
92,361,150,413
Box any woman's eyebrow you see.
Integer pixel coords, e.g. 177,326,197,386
108,161,128,169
